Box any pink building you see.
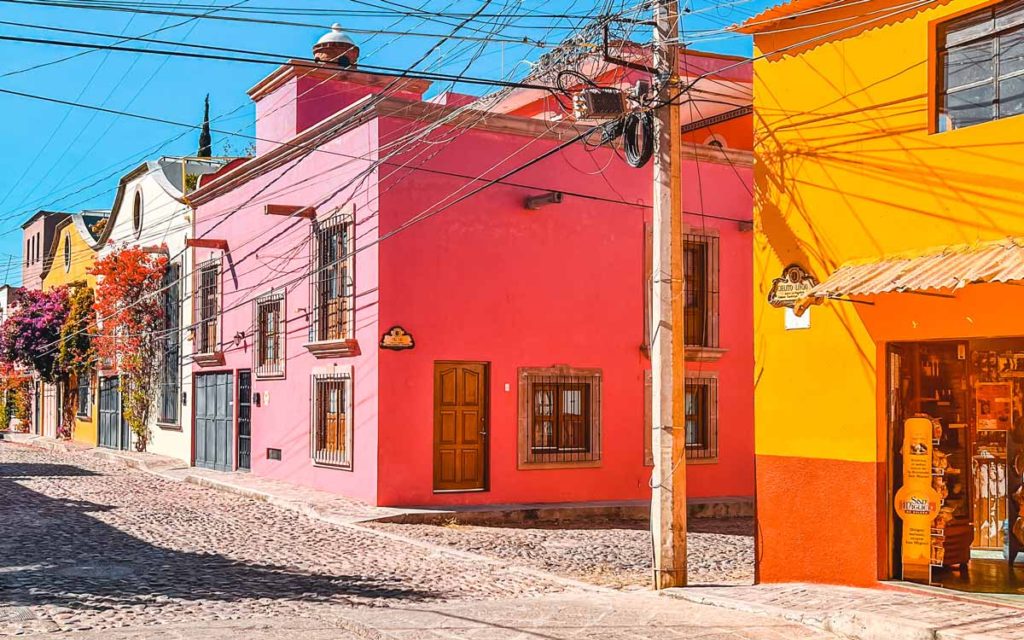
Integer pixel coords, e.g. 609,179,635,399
186,34,754,507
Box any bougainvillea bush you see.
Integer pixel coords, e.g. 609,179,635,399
91,244,167,451
0,287,69,383
0,362,32,431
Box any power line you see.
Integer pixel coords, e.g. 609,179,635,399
0,32,559,90
0,0,552,45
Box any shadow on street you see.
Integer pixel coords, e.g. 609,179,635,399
0,458,435,614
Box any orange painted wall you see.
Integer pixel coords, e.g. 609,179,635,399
757,455,881,586
748,0,1024,585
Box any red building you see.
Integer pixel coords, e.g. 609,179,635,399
185,31,754,507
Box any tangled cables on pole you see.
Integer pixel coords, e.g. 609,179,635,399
623,110,654,168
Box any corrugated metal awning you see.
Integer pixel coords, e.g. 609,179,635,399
806,237,1024,299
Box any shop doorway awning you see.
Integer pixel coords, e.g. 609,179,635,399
805,237,1024,301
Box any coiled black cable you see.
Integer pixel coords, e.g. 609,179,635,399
623,111,654,168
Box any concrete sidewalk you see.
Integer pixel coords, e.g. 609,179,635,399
665,583,1024,640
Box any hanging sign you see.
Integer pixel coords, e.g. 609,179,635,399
380,326,414,350
768,264,818,310
894,417,941,583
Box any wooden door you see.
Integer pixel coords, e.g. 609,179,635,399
433,362,488,492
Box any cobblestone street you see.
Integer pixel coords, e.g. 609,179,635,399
0,442,834,638
366,517,753,589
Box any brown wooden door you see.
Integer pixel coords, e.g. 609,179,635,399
433,361,488,491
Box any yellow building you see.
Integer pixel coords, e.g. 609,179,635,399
41,213,106,446
742,0,1024,593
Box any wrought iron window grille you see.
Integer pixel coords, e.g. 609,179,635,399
310,372,353,469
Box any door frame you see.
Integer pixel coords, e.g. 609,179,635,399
191,369,238,472
432,360,490,493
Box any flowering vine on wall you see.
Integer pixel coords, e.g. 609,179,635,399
0,287,70,384
91,244,168,451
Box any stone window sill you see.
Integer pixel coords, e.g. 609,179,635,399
304,339,360,359
685,346,727,362
193,352,226,367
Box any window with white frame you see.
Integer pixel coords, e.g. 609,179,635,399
938,0,1024,131
311,372,352,468
254,291,285,378
195,258,219,355
310,213,353,343
518,366,601,466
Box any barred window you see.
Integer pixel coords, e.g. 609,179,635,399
938,0,1024,131
310,214,353,343
683,233,720,348
643,372,719,464
518,366,601,467
685,376,719,461
311,372,352,468
159,262,181,423
195,259,219,355
76,374,91,419
254,291,285,378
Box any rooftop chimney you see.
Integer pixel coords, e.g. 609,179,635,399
313,24,359,67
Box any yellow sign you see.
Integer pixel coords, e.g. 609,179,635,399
894,417,941,582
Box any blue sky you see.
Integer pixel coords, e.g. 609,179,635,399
0,0,768,282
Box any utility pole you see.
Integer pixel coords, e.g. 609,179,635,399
651,0,686,589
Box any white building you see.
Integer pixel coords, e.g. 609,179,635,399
91,157,229,461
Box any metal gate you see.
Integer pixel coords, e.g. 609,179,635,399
237,370,251,471
98,377,129,450
195,372,234,471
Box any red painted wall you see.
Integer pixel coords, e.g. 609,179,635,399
374,119,754,506
194,63,754,508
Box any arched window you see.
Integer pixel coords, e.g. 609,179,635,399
132,191,143,236
63,235,71,272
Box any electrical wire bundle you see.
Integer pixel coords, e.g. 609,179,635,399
622,109,653,168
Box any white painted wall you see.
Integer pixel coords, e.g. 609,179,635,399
99,158,226,463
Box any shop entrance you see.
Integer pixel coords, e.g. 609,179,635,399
889,339,1024,594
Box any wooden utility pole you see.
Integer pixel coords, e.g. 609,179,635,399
651,0,686,589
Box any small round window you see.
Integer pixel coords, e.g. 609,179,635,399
63,235,71,272
132,191,143,236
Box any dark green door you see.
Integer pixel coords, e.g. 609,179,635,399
195,373,233,471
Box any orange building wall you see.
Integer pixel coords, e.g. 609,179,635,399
748,0,1024,586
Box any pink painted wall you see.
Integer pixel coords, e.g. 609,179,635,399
191,120,382,503
252,71,427,155
374,118,754,507
196,64,753,508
